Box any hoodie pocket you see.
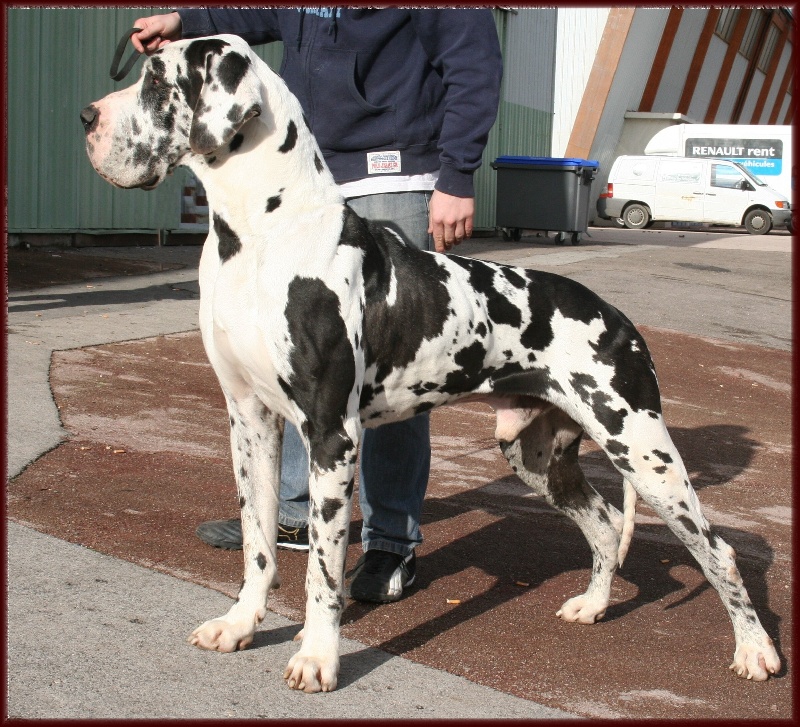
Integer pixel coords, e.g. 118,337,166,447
307,48,396,153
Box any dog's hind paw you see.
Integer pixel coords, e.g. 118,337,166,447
556,594,608,624
189,615,260,653
284,652,338,693
729,639,781,681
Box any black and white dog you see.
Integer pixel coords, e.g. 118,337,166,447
82,35,780,692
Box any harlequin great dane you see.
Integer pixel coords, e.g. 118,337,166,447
82,35,780,692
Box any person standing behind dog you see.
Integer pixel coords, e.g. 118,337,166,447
132,8,502,603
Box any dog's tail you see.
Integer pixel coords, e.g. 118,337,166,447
617,480,637,568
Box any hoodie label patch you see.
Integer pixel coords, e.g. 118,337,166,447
367,151,401,175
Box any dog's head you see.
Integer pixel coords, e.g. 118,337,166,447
81,35,262,189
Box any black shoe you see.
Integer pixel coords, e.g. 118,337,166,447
194,518,309,552
348,550,416,603
277,523,309,551
195,518,243,550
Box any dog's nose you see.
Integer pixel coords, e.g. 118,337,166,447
80,105,99,134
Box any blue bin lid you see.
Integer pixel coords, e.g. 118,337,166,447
493,155,599,169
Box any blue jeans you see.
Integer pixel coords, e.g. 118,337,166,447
279,191,433,557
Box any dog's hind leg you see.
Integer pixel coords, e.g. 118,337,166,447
610,413,781,680
499,406,623,624
190,392,283,653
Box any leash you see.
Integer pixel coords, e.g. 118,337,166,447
110,28,143,81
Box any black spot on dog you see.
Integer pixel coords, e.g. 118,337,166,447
605,439,629,456
266,193,282,212
491,367,565,399
256,552,267,570
502,267,527,289
613,456,634,472
570,372,598,404
278,120,298,153
653,465,668,474
678,515,700,535
283,277,356,471
590,391,627,436
317,555,337,591
591,317,662,415
321,497,344,523
442,340,489,391
447,258,522,328
410,381,439,396
414,401,436,415
339,208,452,385
217,51,250,94
214,212,242,262
314,153,324,173
178,38,230,113
239,496,245,508
544,434,587,510
239,465,248,479
228,132,244,153
702,526,719,548
652,449,673,464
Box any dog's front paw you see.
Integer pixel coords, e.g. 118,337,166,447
189,612,262,653
556,594,608,624
284,651,338,693
729,639,781,681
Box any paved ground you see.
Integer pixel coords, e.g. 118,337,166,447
5,225,793,719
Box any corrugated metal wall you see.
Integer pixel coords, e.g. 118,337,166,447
474,9,555,228
8,8,184,233
8,8,554,235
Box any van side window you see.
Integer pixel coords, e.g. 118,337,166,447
657,160,703,184
711,163,746,189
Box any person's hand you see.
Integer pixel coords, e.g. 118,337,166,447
131,13,183,54
428,189,474,253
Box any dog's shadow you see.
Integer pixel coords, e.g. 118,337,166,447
341,422,785,673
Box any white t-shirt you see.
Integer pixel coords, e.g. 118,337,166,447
338,172,438,199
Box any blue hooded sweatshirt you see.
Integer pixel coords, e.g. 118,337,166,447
177,8,503,198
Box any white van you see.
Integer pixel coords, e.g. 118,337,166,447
644,124,792,201
596,155,792,235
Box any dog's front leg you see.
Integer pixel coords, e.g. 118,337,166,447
284,425,357,693
190,393,282,652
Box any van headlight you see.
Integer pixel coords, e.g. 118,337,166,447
775,200,789,209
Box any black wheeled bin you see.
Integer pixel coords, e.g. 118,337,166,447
491,156,599,245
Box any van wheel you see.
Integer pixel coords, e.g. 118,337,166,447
622,204,650,229
744,209,772,235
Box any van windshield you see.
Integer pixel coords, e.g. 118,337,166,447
729,161,767,187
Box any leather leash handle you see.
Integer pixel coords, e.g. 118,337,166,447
110,28,143,81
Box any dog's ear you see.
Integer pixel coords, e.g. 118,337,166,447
188,41,262,155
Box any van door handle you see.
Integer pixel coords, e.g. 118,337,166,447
705,193,716,196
